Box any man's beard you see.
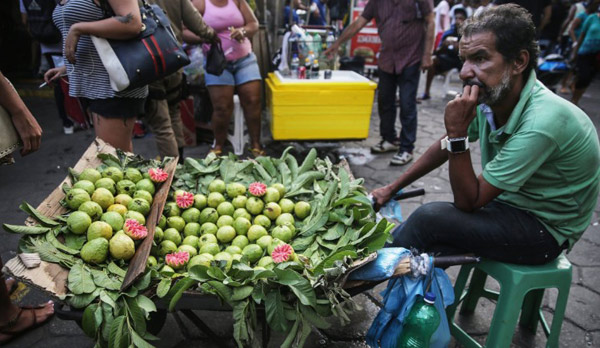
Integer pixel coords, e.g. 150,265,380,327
479,69,512,106
464,69,512,106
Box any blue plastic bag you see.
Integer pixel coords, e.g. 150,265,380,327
365,258,454,348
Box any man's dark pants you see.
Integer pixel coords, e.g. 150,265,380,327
388,201,565,265
378,63,420,153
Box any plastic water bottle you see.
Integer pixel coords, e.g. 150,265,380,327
313,33,322,56
326,32,335,49
312,59,320,79
304,57,312,79
397,292,440,348
290,54,300,79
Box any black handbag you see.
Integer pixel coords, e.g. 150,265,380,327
92,0,190,92
205,42,227,76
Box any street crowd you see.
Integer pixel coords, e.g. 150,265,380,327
1,0,599,345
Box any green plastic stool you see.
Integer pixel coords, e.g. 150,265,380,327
446,254,572,348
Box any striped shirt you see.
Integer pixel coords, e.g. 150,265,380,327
361,0,434,74
53,0,147,99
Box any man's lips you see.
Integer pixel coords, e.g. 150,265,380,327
463,80,485,88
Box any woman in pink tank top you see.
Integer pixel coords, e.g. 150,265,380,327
189,0,264,157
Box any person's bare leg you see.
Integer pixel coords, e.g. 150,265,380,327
236,80,263,151
0,258,54,343
571,87,586,106
559,70,573,94
423,57,438,97
207,85,235,153
92,113,135,152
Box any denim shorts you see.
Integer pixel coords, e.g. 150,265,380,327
205,52,262,86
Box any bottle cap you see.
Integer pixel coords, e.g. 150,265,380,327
424,292,436,304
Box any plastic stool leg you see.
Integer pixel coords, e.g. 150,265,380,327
519,289,544,333
546,284,570,348
227,96,245,155
460,268,487,315
484,286,525,348
447,265,474,320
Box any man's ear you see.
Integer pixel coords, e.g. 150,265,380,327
513,49,529,75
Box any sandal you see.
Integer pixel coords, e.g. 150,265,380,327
0,302,54,344
249,148,266,158
208,148,222,156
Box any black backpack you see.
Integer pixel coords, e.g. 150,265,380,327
22,0,61,44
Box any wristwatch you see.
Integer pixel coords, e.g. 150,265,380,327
441,136,469,153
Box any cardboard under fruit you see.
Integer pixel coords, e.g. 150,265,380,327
4,138,176,297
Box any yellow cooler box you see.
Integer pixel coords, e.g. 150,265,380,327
266,71,377,140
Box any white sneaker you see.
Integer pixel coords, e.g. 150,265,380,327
63,126,74,135
390,151,413,166
371,140,399,153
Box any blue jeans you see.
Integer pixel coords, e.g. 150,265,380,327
388,201,565,265
377,64,420,153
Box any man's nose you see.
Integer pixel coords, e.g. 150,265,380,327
459,61,475,81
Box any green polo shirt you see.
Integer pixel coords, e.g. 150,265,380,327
467,71,600,250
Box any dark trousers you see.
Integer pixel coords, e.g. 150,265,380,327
377,63,420,153
44,53,73,128
388,201,565,265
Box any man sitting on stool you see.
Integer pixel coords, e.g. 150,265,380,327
419,8,468,101
372,4,600,265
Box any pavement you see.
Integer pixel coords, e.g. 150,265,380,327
1,71,599,348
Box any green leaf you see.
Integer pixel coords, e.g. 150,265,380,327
133,271,152,291
3,224,51,235
68,288,101,308
299,213,328,237
46,231,79,255
107,262,127,278
205,280,233,305
126,297,146,335
231,285,254,301
256,156,277,177
64,233,87,250
278,162,292,189
188,265,211,282
265,289,289,332
19,202,60,227
297,148,317,175
273,269,317,307
136,295,157,318
285,154,299,179
333,194,373,208
82,303,100,338
156,278,171,298
321,223,345,241
131,329,155,348
363,232,391,254
99,290,118,309
280,318,299,348
290,235,315,251
68,262,96,295
206,266,226,280
338,167,350,200
300,304,331,329
91,269,122,291
166,278,196,311
109,315,127,348
313,250,358,275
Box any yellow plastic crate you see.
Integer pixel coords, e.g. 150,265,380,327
267,71,376,140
